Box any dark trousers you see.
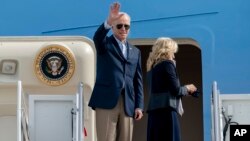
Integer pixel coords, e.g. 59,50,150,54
147,108,181,141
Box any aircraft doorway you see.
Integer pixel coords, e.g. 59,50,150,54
130,38,203,141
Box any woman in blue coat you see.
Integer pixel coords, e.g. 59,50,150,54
146,37,197,141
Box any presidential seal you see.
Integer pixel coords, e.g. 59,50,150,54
34,44,75,86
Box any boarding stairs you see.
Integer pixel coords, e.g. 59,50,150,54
0,80,84,141
211,81,250,141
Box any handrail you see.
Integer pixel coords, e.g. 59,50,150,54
76,91,79,141
17,80,30,141
21,91,29,124
78,82,84,141
212,81,222,141
21,112,30,141
17,81,22,141
74,82,84,141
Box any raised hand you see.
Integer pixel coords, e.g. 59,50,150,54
107,2,122,26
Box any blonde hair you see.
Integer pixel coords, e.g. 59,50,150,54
146,37,178,71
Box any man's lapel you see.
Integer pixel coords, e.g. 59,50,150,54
110,36,126,61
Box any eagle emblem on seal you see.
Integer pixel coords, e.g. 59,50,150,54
34,44,75,86
46,56,64,76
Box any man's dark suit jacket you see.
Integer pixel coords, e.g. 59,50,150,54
88,23,144,117
147,60,188,113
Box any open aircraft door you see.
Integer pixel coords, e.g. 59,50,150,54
0,36,96,141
